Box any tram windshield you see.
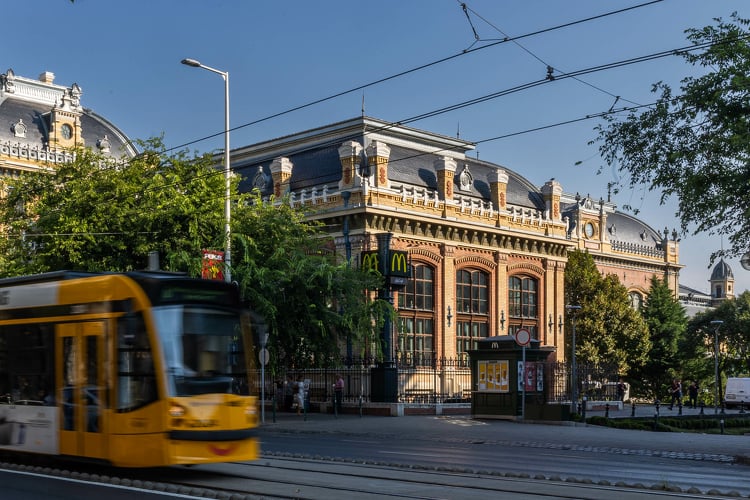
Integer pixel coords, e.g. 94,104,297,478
153,306,249,397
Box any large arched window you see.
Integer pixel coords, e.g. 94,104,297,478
397,264,435,366
456,269,489,363
508,275,539,339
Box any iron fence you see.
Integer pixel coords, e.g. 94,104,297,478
249,358,623,409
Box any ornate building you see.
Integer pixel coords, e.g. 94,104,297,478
232,116,681,363
0,69,685,364
0,68,136,175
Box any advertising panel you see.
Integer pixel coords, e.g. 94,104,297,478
478,360,509,392
0,405,58,454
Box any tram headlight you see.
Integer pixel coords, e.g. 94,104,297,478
169,403,186,418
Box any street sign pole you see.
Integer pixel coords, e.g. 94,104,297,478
515,328,531,420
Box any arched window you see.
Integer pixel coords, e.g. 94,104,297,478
629,291,643,310
508,276,539,339
456,269,489,363
397,264,435,366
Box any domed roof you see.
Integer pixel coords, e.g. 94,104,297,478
0,69,136,159
710,259,734,281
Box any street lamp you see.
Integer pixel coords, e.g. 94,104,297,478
710,319,724,414
181,58,232,282
566,305,582,414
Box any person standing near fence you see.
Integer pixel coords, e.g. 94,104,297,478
334,374,344,414
294,376,305,415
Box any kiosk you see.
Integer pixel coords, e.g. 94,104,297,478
469,335,566,420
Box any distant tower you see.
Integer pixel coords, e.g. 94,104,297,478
709,258,735,306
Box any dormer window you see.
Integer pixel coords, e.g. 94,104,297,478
97,135,111,153
12,119,26,138
458,164,473,191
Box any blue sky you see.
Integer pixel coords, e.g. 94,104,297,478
5,0,750,293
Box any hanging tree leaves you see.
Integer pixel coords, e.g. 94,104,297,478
595,13,750,262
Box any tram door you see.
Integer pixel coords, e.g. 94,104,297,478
57,321,107,460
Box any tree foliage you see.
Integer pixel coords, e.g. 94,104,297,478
595,14,750,262
0,140,391,370
232,192,390,369
634,276,689,399
0,139,224,274
683,292,750,405
564,249,651,375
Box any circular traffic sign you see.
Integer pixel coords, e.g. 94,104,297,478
741,251,750,271
515,328,531,346
259,348,270,366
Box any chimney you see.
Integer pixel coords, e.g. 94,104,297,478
39,72,55,84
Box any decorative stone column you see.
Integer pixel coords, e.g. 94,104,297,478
338,141,362,191
541,179,562,221
270,156,293,197
366,140,391,189
489,169,509,211
434,156,457,202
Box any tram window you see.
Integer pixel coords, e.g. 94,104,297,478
0,324,54,405
116,313,157,412
154,307,248,397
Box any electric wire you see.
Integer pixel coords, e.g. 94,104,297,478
165,0,664,154
4,27,745,240
458,0,646,107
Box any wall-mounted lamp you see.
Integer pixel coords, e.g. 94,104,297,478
500,310,505,331
447,306,453,327
548,314,553,331
558,315,563,331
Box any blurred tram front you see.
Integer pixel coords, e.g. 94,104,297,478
0,271,259,467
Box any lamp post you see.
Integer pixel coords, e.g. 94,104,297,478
259,331,269,424
566,305,582,414
710,320,724,414
181,58,232,282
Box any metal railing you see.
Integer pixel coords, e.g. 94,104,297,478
249,358,622,409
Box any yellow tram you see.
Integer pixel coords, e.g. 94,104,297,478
0,271,259,467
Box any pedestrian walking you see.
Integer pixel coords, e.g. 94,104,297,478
688,380,699,408
616,378,626,402
669,378,682,410
294,376,305,415
333,374,344,414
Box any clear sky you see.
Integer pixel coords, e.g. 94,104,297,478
5,0,749,294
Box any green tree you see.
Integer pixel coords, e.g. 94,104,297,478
0,141,391,371
565,249,651,375
0,139,225,275
635,276,689,399
595,14,750,262
683,292,750,406
232,192,391,369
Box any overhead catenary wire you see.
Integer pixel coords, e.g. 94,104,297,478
5,20,744,238
164,0,663,155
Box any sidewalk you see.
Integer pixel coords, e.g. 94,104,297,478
258,404,750,463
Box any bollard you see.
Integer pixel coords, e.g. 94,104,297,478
631,401,636,417
580,402,586,420
605,403,610,419
741,403,746,414
720,419,725,434
655,399,661,416
700,401,705,416
653,412,659,430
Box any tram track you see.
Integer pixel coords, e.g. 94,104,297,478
0,453,739,499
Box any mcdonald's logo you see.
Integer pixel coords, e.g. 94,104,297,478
389,251,408,277
361,251,380,274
